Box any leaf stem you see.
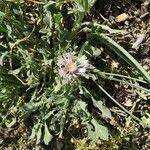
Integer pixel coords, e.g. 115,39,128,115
100,72,147,83
95,82,142,124
95,70,150,93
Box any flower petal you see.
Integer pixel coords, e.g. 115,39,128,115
57,52,89,81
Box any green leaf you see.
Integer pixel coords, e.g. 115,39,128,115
87,118,109,141
71,0,96,27
92,99,112,119
36,125,42,144
44,110,54,120
5,118,16,128
78,101,87,112
80,41,102,57
22,101,43,114
43,11,53,29
53,13,62,25
94,23,127,34
141,113,150,128
30,127,36,139
82,0,96,12
53,80,62,93
30,122,41,140
78,100,109,141
43,122,53,145
0,25,7,33
0,11,5,17
0,51,8,66
9,67,22,75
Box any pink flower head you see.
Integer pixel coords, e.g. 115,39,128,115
57,53,89,81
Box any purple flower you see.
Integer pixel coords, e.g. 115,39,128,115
57,53,89,81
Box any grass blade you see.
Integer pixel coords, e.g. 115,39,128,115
92,33,150,83
95,82,142,124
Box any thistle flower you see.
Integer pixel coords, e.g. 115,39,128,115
57,52,89,81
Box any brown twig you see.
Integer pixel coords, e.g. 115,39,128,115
99,13,111,26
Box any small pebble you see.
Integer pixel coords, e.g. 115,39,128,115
115,13,129,22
